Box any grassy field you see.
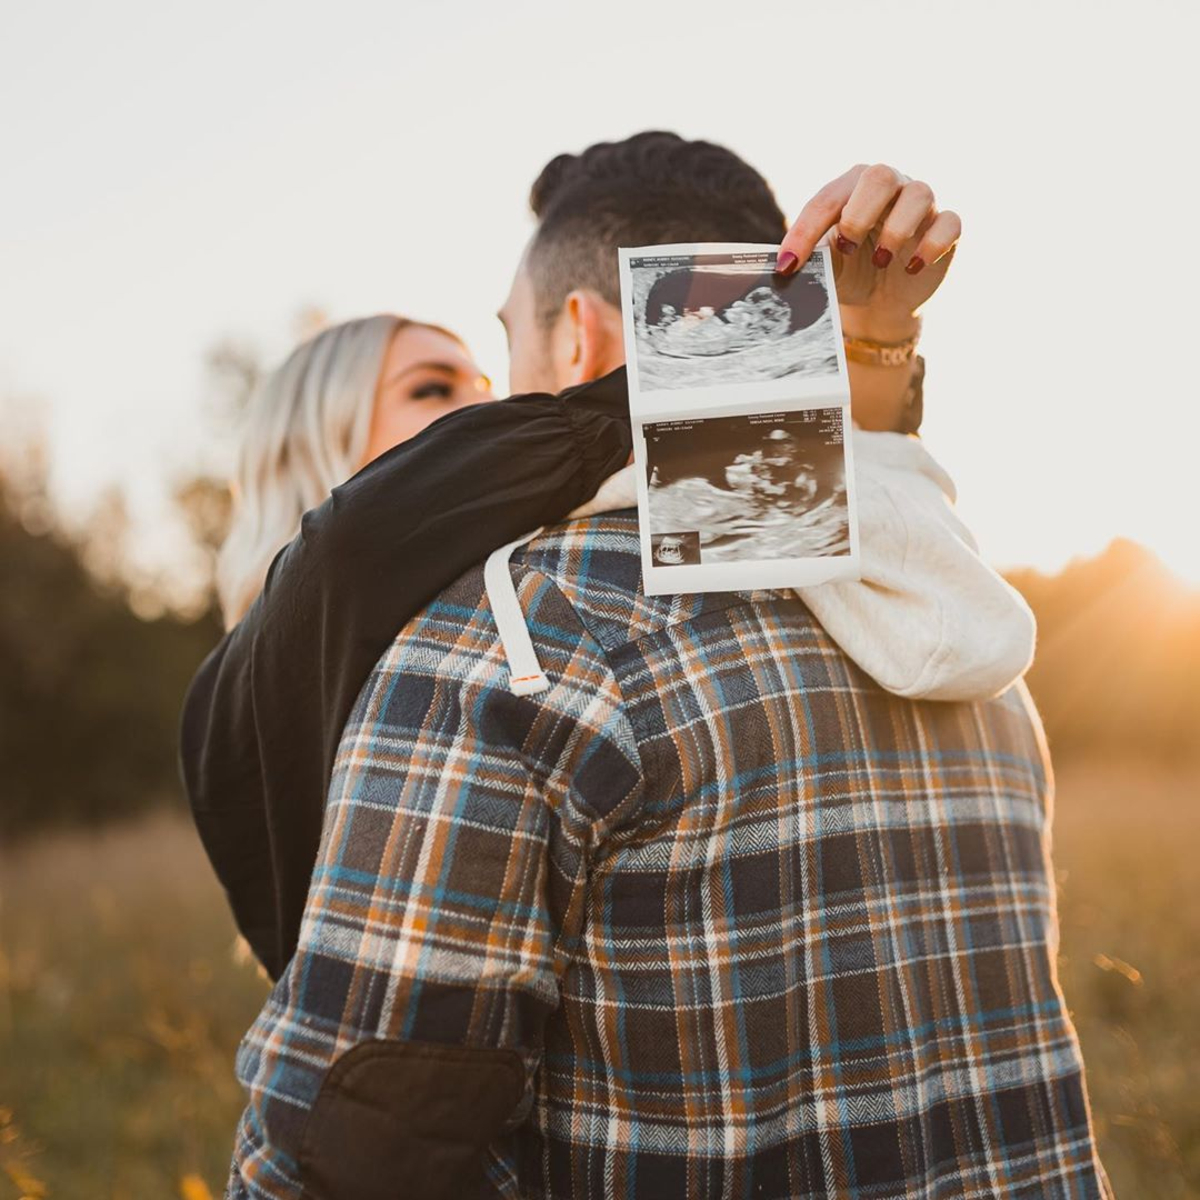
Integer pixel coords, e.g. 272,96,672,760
0,813,268,1199
1049,761,1200,1197
2,762,1197,1199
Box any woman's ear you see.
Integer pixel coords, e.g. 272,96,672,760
552,289,624,388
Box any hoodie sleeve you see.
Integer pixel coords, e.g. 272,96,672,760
564,434,1035,703
796,430,1036,702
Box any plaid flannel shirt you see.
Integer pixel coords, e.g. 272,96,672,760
228,512,1108,1200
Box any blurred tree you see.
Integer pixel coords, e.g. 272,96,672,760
173,476,233,616
204,338,261,426
0,425,221,837
78,485,132,588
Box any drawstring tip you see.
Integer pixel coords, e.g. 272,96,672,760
484,526,551,699
509,672,551,697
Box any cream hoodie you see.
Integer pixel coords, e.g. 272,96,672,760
482,430,1035,703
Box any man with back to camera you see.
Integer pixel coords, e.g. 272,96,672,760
226,133,1109,1199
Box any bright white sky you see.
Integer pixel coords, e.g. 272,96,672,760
2,0,1197,584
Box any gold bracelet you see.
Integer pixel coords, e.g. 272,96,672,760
842,317,922,367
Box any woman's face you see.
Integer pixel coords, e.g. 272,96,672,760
359,324,494,468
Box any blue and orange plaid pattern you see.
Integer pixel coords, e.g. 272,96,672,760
228,512,1109,1199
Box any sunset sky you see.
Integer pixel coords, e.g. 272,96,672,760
2,0,1196,584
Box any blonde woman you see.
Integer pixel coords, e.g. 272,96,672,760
217,315,495,628
183,317,634,978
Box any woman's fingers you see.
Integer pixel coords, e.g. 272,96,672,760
776,164,867,274
776,163,956,278
904,208,963,275
868,179,936,268
828,163,907,260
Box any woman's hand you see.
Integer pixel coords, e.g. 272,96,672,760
776,163,961,338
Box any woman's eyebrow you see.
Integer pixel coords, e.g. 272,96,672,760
381,361,462,387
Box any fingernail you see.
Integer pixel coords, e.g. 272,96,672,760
835,234,858,255
872,246,893,269
905,255,925,275
775,250,799,276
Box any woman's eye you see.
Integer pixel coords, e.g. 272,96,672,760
410,381,455,400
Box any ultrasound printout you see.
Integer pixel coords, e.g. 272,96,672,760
619,243,860,594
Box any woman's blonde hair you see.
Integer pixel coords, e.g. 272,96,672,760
216,314,423,628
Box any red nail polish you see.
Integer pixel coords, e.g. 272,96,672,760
775,250,799,275
872,246,893,269
835,234,858,255
905,255,925,275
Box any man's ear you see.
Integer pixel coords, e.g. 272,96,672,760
551,289,624,388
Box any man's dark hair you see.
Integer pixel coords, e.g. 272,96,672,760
527,131,787,325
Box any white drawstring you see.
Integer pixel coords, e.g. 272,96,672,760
483,526,551,696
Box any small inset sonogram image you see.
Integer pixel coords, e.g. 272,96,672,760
650,530,702,567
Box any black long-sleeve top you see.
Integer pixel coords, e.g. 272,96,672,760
179,369,632,980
